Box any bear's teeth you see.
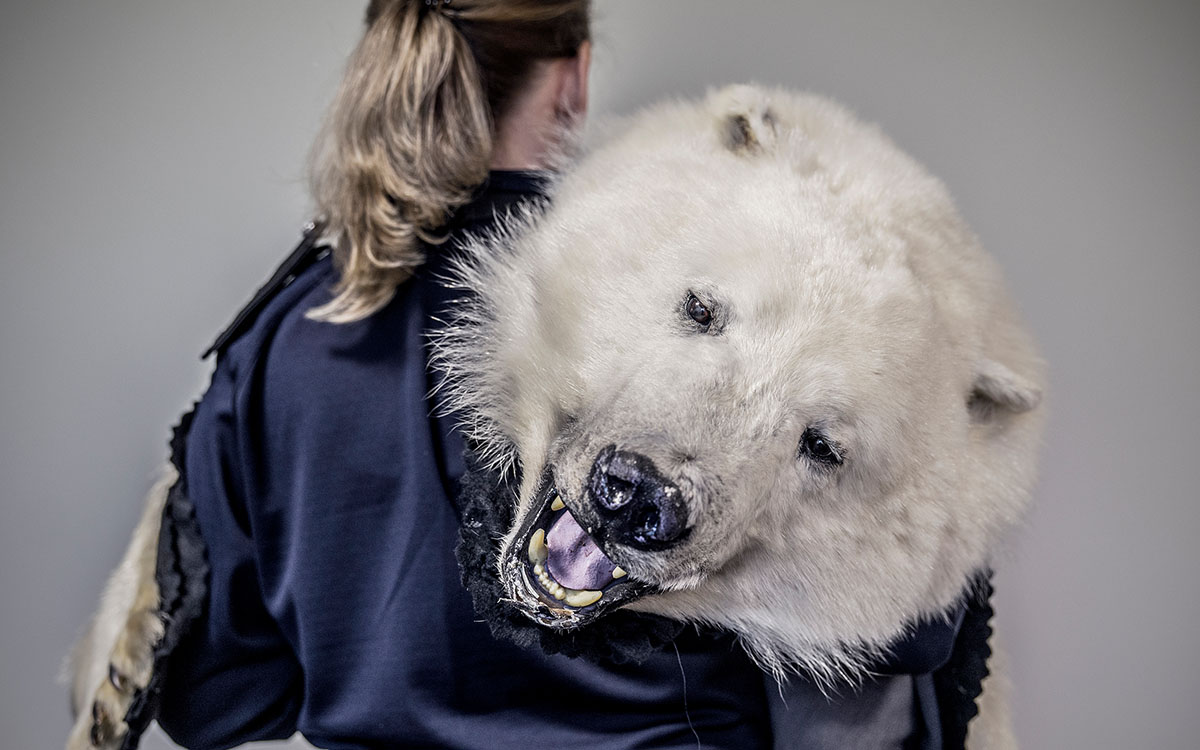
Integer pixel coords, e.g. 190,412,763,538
564,589,603,608
528,528,548,564
612,567,627,579
533,562,603,608
550,496,565,512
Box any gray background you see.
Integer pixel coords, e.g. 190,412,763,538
2,1,1197,748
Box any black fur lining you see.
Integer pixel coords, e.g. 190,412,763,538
454,452,685,664
932,573,995,749
119,408,211,750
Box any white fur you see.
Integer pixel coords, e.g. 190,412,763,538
967,638,1018,749
434,84,1044,743
66,469,172,750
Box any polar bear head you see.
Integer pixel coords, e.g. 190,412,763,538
435,85,1044,681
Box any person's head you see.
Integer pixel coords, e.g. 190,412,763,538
310,0,592,323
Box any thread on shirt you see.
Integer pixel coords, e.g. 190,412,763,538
673,641,702,750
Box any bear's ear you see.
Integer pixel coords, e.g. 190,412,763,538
708,84,777,154
969,358,1043,417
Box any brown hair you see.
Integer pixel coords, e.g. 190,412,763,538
308,0,591,323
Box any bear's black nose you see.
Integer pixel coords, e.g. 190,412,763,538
587,445,690,550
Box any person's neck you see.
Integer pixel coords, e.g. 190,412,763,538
489,59,583,170
490,115,563,171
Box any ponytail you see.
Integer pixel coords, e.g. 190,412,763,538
308,0,591,323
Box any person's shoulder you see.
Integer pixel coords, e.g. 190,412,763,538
209,226,422,387
215,231,435,448
206,223,338,378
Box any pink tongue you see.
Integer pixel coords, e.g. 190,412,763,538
545,509,617,591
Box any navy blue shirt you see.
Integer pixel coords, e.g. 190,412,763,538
157,173,775,749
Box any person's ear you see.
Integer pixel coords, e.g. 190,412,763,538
557,40,591,122
574,40,591,118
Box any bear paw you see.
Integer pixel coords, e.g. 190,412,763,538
70,605,164,750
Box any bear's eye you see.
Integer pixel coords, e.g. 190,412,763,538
799,428,843,466
685,292,713,328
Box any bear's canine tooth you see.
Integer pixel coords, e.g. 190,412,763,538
612,567,627,579
528,528,548,564
550,496,565,512
564,589,603,608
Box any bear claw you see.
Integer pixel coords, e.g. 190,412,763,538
89,701,113,746
108,663,131,694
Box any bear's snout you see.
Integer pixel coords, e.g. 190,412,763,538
587,445,690,550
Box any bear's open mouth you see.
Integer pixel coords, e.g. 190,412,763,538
507,473,650,627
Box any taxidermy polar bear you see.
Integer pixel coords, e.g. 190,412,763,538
436,84,1044,743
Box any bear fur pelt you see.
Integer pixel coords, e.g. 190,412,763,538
432,84,1045,748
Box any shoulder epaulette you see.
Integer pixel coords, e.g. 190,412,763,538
202,221,331,360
